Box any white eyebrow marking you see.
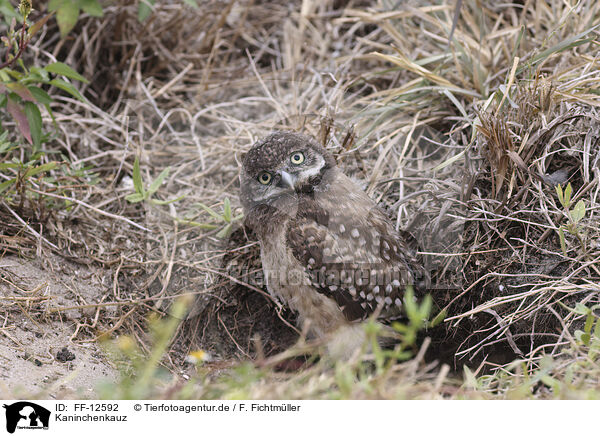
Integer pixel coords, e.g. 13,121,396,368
297,154,325,179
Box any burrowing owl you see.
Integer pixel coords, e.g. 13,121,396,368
239,131,426,358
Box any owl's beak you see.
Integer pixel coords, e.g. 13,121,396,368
277,170,296,190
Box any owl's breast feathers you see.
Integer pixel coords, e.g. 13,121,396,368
245,171,427,325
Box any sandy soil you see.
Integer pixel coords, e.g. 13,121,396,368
0,254,118,398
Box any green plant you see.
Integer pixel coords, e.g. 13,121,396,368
570,302,600,356
392,287,432,344
124,156,240,238
0,1,89,206
47,0,201,38
193,197,243,238
124,155,182,205
0,0,21,25
48,0,103,37
0,152,56,199
359,287,433,375
555,182,586,255
98,294,202,399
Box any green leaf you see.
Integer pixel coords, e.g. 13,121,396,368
132,156,145,195
403,286,418,322
6,98,31,144
564,183,572,207
5,82,35,101
48,78,85,102
56,0,80,37
45,61,89,84
138,0,155,22
0,0,21,23
517,24,599,74
584,314,594,335
28,13,53,38
442,88,467,118
197,202,224,222
29,67,50,82
24,161,57,178
79,0,103,17
540,374,559,390
216,223,233,239
151,194,186,205
23,102,42,149
573,303,591,315
0,144,16,155
0,178,16,194
571,200,585,223
463,365,478,389
182,0,198,6
510,25,525,61
175,218,218,229
147,167,170,196
223,197,231,222
125,192,145,203
555,184,564,206
48,0,66,11
2,70,22,81
558,226,567,256
430,308,447,327
27,86,53,105
574,330,591,346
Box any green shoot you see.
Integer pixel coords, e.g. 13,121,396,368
555,183,586,255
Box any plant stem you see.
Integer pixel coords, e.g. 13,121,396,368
0,22,29,70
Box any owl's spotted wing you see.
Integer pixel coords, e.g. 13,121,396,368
286,197,424,323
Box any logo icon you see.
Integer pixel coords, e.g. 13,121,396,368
3,402,50,433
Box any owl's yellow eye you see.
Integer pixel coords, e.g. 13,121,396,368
257,172,272,185
290,151,305,165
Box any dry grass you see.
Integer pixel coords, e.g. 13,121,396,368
1,0,600,398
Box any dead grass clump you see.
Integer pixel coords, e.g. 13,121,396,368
38,1,293,111
443,86,600,366
320,1,600,372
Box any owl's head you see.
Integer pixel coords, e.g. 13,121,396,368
239,131,336,210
